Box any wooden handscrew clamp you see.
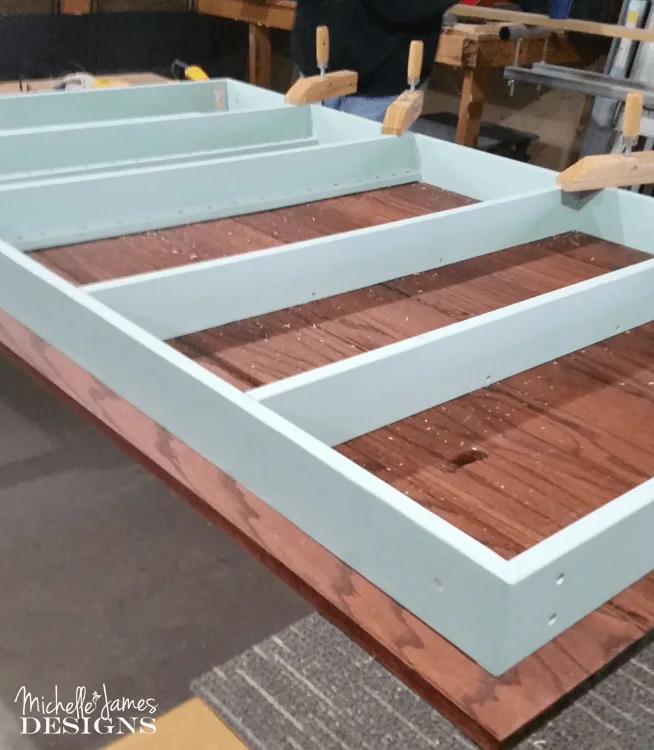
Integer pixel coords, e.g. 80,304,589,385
382,41,426,136
557,91,652,192
284,26,358,106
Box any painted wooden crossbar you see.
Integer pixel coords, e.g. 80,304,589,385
414,135,557,200
0,78,653,678
252,259,654,445
0,240,510,675
0,79,283,133
85,189,575,339
0,107,317,183
0,137,418,251
575,187,654,254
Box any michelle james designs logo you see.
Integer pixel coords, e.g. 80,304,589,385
14,685,158,737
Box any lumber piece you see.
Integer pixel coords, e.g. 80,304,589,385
448,3,654,42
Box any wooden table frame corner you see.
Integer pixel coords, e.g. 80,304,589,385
0,78,652,749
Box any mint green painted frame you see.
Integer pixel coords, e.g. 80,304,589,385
1,79,653,677
0,78,283,132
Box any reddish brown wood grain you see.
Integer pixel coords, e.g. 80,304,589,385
17,182,654,747
3,306,654,750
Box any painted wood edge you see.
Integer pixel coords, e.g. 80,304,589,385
252,258,654,447
2,137,419,251
0,138,320,185
412,131,558,201
501,477,654,670
0,79,228,121
574,187,654,255
0,320,507,750
0,78,285,135
0,106,314,179
224,77,291,110
0,241,516,676
85,188,569,340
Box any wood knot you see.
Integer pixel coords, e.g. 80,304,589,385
447,449,488,471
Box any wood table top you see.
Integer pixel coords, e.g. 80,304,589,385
5,182,654,749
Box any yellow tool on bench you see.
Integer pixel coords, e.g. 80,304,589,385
172,60,210,81
53,73,126,90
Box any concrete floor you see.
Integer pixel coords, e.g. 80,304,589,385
0,355,312,750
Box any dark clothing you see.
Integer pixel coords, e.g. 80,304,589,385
291,0,452,97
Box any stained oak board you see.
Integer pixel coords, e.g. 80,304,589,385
37,184,654,559
22,182,654,749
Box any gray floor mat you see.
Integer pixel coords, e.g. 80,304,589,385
192,613,654,750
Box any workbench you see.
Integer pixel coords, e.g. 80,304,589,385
196,1,584,147
52,0,584,148
1,78,653,750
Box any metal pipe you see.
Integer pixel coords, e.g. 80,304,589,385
503,63,654,108
498,25,552,40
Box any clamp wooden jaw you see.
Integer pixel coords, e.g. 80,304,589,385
284,26,358,106
382,41,426,136
557,91,652,192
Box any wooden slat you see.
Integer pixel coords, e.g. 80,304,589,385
448,3,654,42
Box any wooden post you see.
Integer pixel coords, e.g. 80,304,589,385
455,65,490,147
61,0,92,12
249,23,273,89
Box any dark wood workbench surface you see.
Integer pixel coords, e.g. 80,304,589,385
36,183,654,560
17,182,653,749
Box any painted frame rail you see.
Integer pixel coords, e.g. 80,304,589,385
0,77,652,679
0,78,284,133
0,107,318,183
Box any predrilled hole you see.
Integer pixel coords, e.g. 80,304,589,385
549,613,558,626
433,578,445,593
556,574,565,586
485,375,491,382
616,325,621,332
